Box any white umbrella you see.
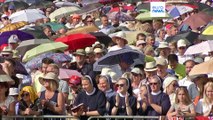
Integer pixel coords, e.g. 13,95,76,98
54,1,79,7
184,40,213,55
9,9,47,23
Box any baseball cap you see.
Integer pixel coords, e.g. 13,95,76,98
177,39,187,48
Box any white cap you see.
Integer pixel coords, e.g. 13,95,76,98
158,42,169,49
136,40,146,46
9,88,19,96
177,39,186,48
131,68,142,75
8,34,19,44
94,48,104,54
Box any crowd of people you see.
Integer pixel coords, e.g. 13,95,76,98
0,0,213,120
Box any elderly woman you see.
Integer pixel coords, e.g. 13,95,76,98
196,81,213,116
0,73,15,116
163,76,179,105
38,72,65,115
18,86,41,116
72,75,106,120
110,77,137,116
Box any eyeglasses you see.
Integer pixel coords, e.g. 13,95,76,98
149,82,158,86
2,54,10,57
172,83,179,87
87,20,93,22
21,93,29,97
116,84,125,87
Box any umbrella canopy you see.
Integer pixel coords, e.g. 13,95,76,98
59,68,82,80
199,25,213,40
9,9,47,23
22,42,68,62
2,1,29,10
55,33,97,50
136,11,171,21
21,26,49,39
0,30,34,46
0,21,28,33
28,0,53,9
42,22,66,32
93,48,144,71
189,59,213,76
75,3,103,15
181,12,213,30
89,32,112,47
81,0,99,5
99,0,123,4
165,31,199,45
49,6,80,21
168,5,193,18
54,1,79,7
65,25,99,35
25,52,71,70
16,39,52,56
107,11,134,21
184,40,213,55
137,3,150,11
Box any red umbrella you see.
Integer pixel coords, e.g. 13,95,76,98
55,33,97,50
99,0,123,4
110,5,135,12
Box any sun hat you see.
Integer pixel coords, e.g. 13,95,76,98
1,46,13,55
144,61,157,72
39,72,59,88
108,71,119,83
158,42,169,49
73,49,86,56
163,76,178,90
92,41,105,49
156,58,167,66
94,48,104,54
131,68,142,75
0,73,14,85
69,75,81,86
136,40,146,46
9,87,19,96
85,47,94,55
8,34,20,44
101,67,112,76
111,31,128,44
177,39,187,48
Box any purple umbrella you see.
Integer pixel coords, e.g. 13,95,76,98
0,30,34,45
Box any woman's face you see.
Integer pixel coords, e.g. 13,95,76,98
167,81,178,93
43,79,51,88
177,90,186,102
21,91,30,102
98,77,109,92
206,86,213,100
139,86,147,96
82,79,93,93
117,79,128,94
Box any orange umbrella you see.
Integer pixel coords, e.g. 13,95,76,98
189,59,213,76
0,21,28,33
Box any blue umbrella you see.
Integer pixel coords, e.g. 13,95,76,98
25,52,71,70
169,7,180,18
0,30,34,46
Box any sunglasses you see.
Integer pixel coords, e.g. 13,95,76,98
178,47,186,50
172,83,179,87
116,84,125,87
21,93,29,97
87,20,93,22
149,82,158,86
2,54,10,57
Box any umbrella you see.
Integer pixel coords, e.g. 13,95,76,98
110,5,135,12
136,11,171,21
199,25,213,40
42,22,66,32
21,26,49,39
0,30,34,46
16,39,52,56
81,0,99,5
9,9,47,23
169,6,193,15
93,48,144,71
54,1,79,7
99,0,123,4
55,33,97,50
165,31,200,45
189,59,213,76
28,0,53,9
137,3,150,11
181,12,213,30
49,6,80,21
0,21,28,33
25,52,71,70
107,11,134,21
184,40,213,55
22,42,68,62
2,1,29,10
59,68,82,80
65,25,99,35
75,3,103,15
89,32,112,47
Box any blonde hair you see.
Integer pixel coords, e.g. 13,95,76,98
49,80,58,91
175,87,192,105
203,81,213,105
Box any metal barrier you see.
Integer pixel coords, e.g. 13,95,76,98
88,115,160,120
1,115,77,120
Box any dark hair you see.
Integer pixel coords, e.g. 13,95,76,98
136,33,146,40
0,82,9,97
100,14,108,19
42,58,54,64
168,54,178,62
4,58,16,67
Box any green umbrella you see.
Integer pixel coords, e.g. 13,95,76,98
49,6,80,21
22,42,68,62
22,26,49,39
136,11,171,21
1,1,29,10
42,22,66,32
28,0,53,9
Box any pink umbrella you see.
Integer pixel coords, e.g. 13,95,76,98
184,40,213,55
59,68,82,80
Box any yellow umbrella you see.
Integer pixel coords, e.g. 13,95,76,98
202,25,213,35
65,25,99,35
0,21,28,33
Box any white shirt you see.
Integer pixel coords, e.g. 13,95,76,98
196,98,213,115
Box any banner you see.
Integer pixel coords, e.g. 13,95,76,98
150,2,166,17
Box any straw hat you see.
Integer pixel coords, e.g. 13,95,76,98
85,47,94,55
94,48,104,54
144,61,157,72
1,46,13,55
73,49,86,56
158,42,169,49
156,58,167,66
111,31,128,44
131,68,142,75
163,76,178,90
39,72,59,88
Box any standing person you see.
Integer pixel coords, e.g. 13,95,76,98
99,15,113,34
39,72,65,115
71,76,106,120
167,87,196,119
110,77,137,116
196,81,213,116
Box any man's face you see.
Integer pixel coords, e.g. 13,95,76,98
169,61,178,70
157,65,167,77
185,61,195,75
171,27,178,36
75,54,85,63
101,16,109,26
146,37,155,46
41,63,49,74
159,48,170,58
